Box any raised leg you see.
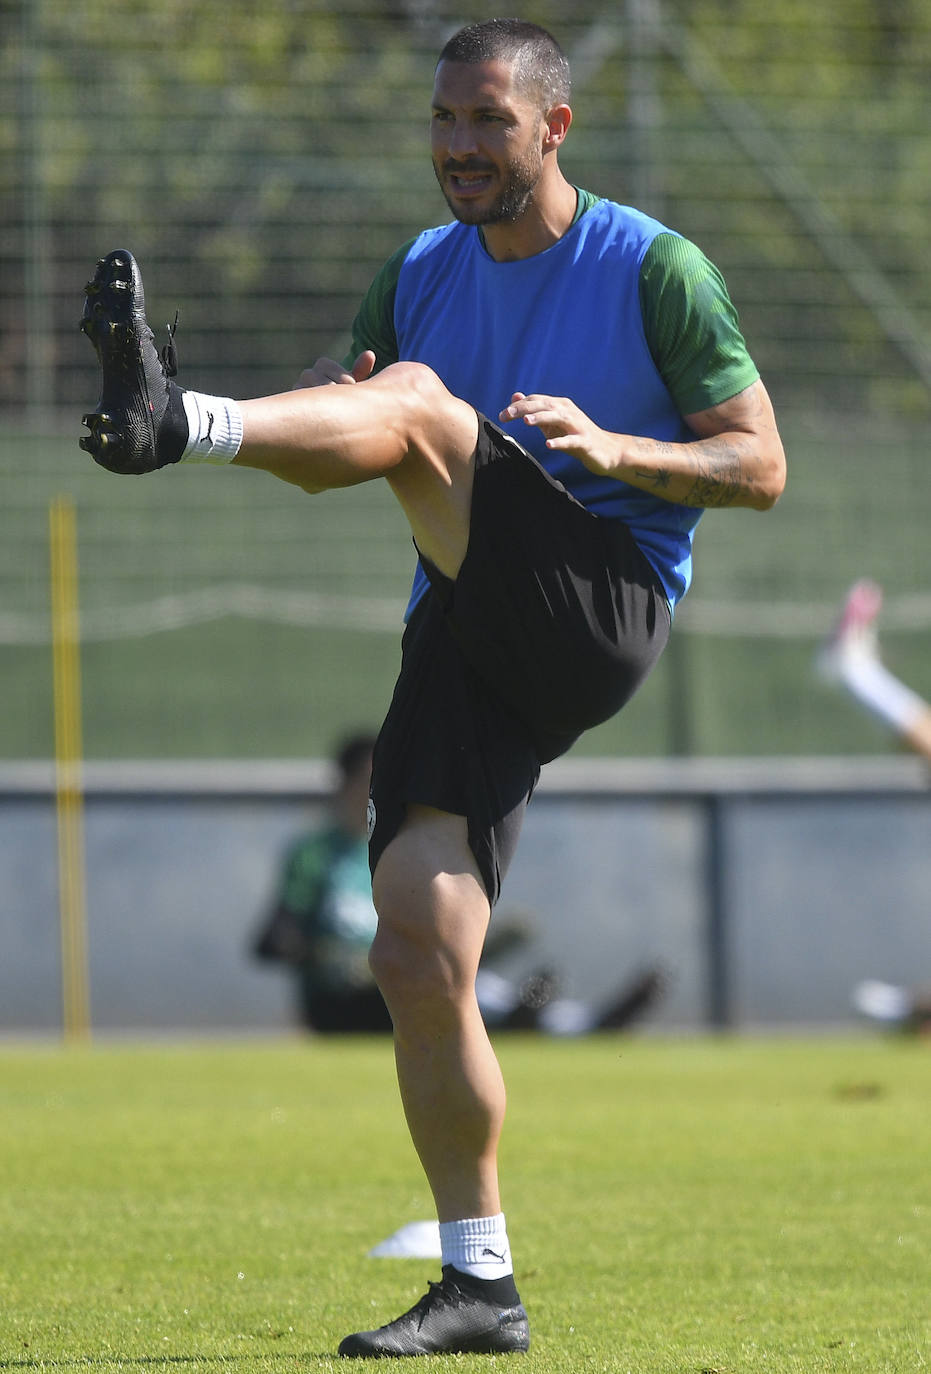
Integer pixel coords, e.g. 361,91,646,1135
235,364,479,581
79,250,481,581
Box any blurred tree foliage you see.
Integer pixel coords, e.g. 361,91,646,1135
2,0,929,417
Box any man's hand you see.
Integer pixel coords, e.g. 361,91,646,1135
501,381,786,510
500,392,620,476
293,350,376,389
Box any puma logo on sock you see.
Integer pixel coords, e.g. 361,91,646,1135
482,1247,506,1262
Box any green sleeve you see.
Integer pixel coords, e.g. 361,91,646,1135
343,237,417,374
638,233,759,415
279,832,332,924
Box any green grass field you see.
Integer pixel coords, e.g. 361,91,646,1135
1,1035,928,1372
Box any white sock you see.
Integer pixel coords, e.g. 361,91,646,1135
179,390,243,465
439,1213,513,1281
835,653,926,735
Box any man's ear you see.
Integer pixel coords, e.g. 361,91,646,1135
543,103,572,151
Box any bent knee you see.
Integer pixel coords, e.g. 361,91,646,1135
375,360,452,417
378,359,446,394
375,362,476,447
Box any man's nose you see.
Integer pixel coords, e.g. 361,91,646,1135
446,119,479,159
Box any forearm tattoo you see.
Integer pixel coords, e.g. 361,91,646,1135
685,439,744,507
636,466,672,491
633,436,747,507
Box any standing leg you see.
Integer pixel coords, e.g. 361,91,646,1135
369,806,503,1223
337,806,530,1358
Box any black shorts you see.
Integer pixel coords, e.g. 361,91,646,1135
369,416,671,904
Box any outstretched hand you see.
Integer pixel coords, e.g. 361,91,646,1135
293,350,376,389
499,392,620,477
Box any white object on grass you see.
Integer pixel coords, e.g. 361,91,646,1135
368,1220,442,1259
852,979,911,1024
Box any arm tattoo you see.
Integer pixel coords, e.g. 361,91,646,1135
685,439,744,508
631,433,756,507
634,467,672,490
633,439,677,492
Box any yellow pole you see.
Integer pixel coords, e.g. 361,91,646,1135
49,496,90,1043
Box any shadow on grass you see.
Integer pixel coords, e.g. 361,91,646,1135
0,1361,239,1370
0,1357,339,1370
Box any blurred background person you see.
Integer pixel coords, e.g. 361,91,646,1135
818,579,931,761
252,732,386,1032
253,732,666,1035
819,583,931,1033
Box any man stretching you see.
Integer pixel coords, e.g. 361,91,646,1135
79,18,785,1359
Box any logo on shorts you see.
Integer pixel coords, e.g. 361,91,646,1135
366,797,376,841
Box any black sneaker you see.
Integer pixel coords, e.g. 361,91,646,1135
337,1266,530,1358
79,249,187,473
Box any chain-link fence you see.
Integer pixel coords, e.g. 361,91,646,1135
2,0,929,759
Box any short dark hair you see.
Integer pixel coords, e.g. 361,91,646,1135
437,18,571,112
334,732,377,781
